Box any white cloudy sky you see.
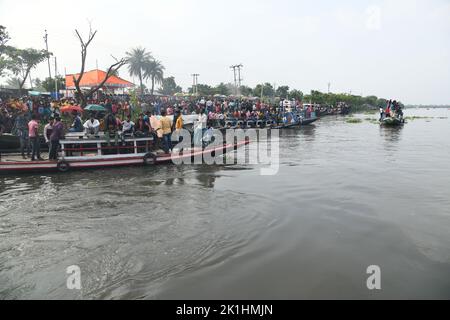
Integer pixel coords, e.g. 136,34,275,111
1,0,449,104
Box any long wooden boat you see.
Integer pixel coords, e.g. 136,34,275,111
0,133,249,174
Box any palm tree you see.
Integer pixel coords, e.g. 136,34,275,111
125,47,153,95
144,59,165,96
6,77,22,89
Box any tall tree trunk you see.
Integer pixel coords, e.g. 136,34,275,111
139,72,144,96
151,76,155,96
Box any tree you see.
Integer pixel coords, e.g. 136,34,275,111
73,26,127,107
214,83,229,96
158,76,182,95
190,84,214,96
126,47,153,95
276,86,290,99
253,83,275,98
7,48,51,90
5,77,21,89
239,85,253,97
0,25,11,77
41,76,66,92
289,89,303,101
143,59,164,96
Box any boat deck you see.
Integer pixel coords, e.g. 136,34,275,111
0,153,52,163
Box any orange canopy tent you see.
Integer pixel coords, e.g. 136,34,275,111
65,69,134,89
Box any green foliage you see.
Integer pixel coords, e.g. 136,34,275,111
214,82,229,96
126,47,153,94
239,85,253,97
0,25,12,77
289,89,303,101
5,77,21,89
276,86,290,99
346,118,363,124
143,59,164,95
158,76,182,95
253,83,275,98
7,48,51,89
37,76,66,92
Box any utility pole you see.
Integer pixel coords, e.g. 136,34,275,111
237,64,243,87
54,57,59,100
328,82,331,94
43,29,52,79
230,64,244,95
191,74,199,96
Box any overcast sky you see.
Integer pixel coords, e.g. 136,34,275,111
1,0,449,104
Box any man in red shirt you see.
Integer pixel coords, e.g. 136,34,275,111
28,114,44,161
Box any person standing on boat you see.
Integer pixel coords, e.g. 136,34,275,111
173,110,184,148
14,111,30,159
28,115,43,161
160,110,173,154
44,117,54,155
49,116,64,160
379,106,385,121
385,100,392,118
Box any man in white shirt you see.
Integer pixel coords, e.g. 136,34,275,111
84,115,100,135
194,109,208,147
122,115,135,135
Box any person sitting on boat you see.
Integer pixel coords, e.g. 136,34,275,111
150,112,162,141
84,116,100,136
202,121,215,147
69,112,83,133
121,115,135,136
104,111,120,146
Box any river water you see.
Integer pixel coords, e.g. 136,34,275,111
1,108,449,300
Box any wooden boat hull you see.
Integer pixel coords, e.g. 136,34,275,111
0,134,20,150
0,141,249,174
380,118,404,126
301,117,319,125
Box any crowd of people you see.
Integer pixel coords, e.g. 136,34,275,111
379,100,404,121
0,91,319,161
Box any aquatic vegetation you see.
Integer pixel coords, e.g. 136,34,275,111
404,116,433,121
346,118,363,124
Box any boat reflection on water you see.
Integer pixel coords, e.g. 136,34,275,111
379,125,404,145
